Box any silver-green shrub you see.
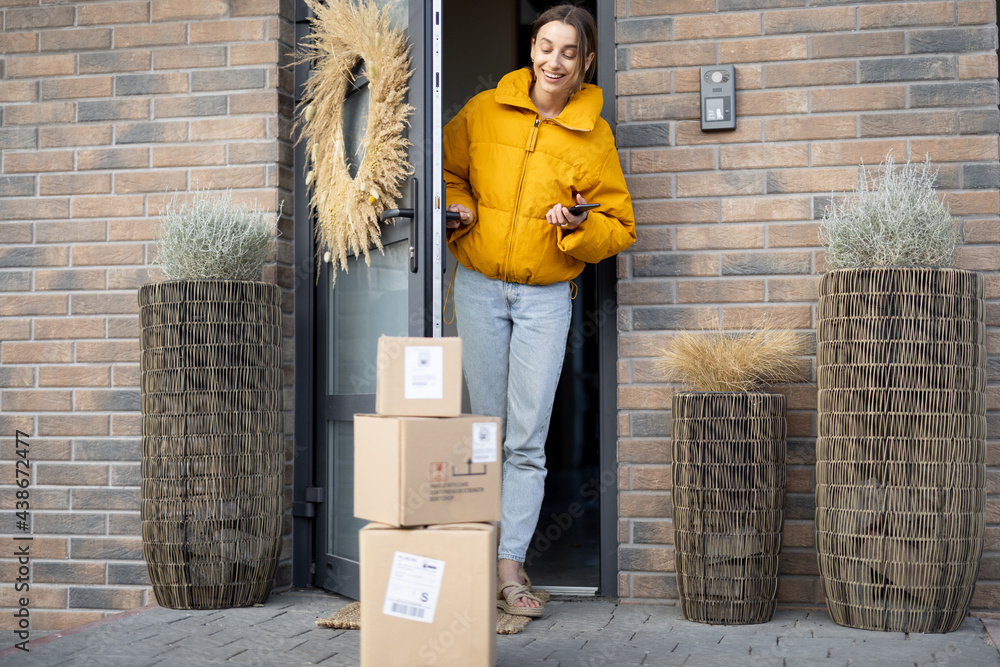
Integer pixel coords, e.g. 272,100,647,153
157,189,279,281
820,154,960,270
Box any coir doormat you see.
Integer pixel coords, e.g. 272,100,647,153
317,590,550,635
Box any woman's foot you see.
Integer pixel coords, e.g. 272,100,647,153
498,558,541,611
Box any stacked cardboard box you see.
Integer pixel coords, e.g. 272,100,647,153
355,336,500,667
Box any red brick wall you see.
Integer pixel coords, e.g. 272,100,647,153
0,0,296,630
614,0,1000,611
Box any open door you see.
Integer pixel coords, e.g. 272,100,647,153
294,0,619,599
292,0,444,599
438,0,616,597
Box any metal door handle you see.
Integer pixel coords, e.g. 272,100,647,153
379,177,419,273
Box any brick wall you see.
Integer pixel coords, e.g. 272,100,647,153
614,1,1000,611
0,0,296,630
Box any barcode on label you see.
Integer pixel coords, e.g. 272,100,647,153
391,602,426,618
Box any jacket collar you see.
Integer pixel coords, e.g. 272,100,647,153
494,67,602,132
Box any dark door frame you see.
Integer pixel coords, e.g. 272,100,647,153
292,0,620,596
291,0,314,588
595,0,619,597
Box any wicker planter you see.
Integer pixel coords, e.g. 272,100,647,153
671,391,787,625
815,267,986,633
138,280,283,610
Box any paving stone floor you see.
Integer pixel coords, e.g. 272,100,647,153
3,588,999,666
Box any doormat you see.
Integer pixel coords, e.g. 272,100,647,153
316,590,550,635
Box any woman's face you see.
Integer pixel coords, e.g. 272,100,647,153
530,21,593,101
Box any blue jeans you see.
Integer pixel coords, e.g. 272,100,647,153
454,263,572,564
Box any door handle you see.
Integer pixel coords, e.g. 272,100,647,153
441,183,464,276
444,205,459,277
379,177,419,273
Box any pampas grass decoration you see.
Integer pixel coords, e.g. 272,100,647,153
658,321,809,392
297,0,414,281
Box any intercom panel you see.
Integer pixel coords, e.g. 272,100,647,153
700,65,736,131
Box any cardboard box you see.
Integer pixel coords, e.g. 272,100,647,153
354,414,502,526
360,522,497,667
376,336,463,417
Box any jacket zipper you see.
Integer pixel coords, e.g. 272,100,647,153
503,116,540,282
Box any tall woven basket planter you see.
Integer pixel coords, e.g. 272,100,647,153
139,280,283,610
815,267,986,633
672,391,787,625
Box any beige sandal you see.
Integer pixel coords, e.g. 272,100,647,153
518,565,532,590
497,580,543,617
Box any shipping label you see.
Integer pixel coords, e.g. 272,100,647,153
404,346,444,400
382,551,446,624
471,422,498,463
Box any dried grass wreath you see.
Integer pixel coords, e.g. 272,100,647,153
298,0,414,281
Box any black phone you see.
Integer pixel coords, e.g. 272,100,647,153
567,203,599,215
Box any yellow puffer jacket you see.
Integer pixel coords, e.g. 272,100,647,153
444,68,635,286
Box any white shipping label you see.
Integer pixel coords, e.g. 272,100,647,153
404,346,444,400
382,551,446,624
472,422,498,463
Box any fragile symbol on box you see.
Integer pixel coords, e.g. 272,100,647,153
429,462,449,483
382,551,446,624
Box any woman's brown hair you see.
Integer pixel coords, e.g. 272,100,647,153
530,3,598,89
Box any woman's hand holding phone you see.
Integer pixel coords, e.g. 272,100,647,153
567,203,599,215
546,194,596,232
446,203,476,229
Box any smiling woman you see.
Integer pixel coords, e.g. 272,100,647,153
528,13,596,120
442,2,636,618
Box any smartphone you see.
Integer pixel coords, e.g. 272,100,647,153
567,203,599,215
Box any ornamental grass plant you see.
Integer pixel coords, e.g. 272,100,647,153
658,322,809,392
819,154,960,270
157,189,279,281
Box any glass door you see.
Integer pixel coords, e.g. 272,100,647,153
305,0,444,598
